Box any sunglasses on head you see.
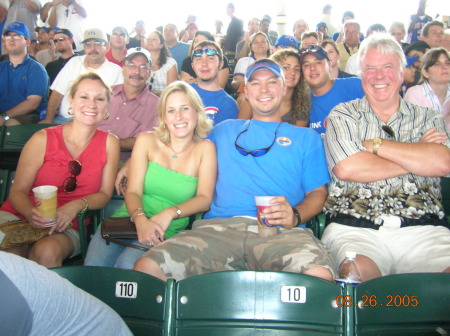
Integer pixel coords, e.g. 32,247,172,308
192,48,219,58
63,160,81,193
235,121,281,157
382,125,395,139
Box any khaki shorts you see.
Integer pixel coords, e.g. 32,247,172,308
141,217,336,281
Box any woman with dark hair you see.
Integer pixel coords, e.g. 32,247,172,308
238,50,310,127
404,47,450,129
145,30,177,95
180,30,230,88
0,73,120,267
231,32,272,91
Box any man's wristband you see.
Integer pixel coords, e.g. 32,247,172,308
292,207,301,227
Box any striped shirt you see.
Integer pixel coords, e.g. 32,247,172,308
324,97,450,221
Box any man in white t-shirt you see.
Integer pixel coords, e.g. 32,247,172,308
41,28,123,124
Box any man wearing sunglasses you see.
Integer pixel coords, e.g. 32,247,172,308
190,40,238,125
0,21,49,126
300,45,364,139
322,34,450,282
45,28,77,85
135,59,334,282
41,28,123,124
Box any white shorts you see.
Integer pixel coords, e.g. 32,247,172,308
321,221,450,276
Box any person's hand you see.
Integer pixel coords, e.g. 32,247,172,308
261,196,297,229
28,207,52,229
148,208,174,232
49,201,78,234
115,166,128,195
135,217,165,247
419,127,448,144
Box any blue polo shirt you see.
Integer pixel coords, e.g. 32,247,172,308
0,55,49,119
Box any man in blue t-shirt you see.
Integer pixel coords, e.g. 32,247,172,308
135,59,335,282
189,40,238,125
300,45,365,139
0,21,49,125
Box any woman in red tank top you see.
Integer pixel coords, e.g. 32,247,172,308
0,72,120,267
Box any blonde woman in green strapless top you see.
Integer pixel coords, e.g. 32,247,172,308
84,81,217,269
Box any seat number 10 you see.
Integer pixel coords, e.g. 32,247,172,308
280,286,306,303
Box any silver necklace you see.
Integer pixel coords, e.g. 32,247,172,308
169,141,193,159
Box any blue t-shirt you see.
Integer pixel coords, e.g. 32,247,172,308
168,42,190,74
309,77,364,138
204,119,330,219
191,83,238,125
0,55,49,118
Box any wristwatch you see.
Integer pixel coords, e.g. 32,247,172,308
372,138,383,155
292,207,301,227
174,206,181,219
1,113,9,121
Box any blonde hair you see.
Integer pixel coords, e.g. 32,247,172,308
154,81,212,144
68,72,111,102
249,32,272,57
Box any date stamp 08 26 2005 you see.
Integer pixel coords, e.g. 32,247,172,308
335,294,419,308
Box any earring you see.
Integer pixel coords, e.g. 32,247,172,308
104,112,110,120
68,107,74,115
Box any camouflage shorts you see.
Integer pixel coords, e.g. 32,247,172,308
141,217,336,281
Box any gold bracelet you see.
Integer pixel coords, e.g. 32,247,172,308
79,198,89,213
129,207,144,217
131,212,146,223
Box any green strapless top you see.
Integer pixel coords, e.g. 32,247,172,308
113,162,199,238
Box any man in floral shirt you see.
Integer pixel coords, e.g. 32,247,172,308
322,34,450,282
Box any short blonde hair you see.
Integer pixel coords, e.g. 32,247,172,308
154,81,212,144
68,72,111,102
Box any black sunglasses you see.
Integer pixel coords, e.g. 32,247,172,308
235,121,281,157
192,48,219,58
382,125,395,139
149,76,154,91
63,160,81,193
54,37,66,43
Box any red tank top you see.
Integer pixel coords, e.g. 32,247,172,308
1,125,108,231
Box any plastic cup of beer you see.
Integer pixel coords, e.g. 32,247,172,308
255,196,280,237
32,185,58,226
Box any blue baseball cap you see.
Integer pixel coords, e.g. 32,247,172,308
406,55,419,68
275,35,299,49
4,21,30,38
300,45,330,63
316,22,328,30
245,60,284,82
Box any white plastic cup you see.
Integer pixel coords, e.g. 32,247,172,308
255,196,279,237
32,185,58,226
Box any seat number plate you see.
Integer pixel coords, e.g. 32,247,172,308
115,281,138,298
280,286,306,303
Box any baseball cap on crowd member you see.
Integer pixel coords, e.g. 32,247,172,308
186,22,198,30
82,28,108,44
245,58,285,82
316,22,328,30
275,35,299,49
125,47,152,65
262,15,272,23
406,55,419,68
4,21,30,39
55,28,76,50
112,26,129,37
300,45,330,63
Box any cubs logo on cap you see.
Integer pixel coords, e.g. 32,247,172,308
4,21,30,38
